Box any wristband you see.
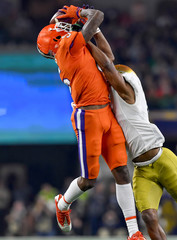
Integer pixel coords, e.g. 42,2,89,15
95,28,101,34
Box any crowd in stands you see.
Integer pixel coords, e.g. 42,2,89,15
103,0,177,110
1,0,177,109
0,163,177,237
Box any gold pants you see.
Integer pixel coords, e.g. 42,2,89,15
133,147,177,212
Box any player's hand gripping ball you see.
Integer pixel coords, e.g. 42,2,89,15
50,5,82,25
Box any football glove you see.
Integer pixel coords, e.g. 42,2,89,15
57,5,82,24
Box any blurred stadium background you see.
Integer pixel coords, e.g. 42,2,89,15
0,0,177,238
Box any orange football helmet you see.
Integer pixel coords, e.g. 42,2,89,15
37,22,72,59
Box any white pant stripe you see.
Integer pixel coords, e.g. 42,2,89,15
77,109,85,178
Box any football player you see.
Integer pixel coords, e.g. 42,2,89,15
88,34,177,240
37,5,146,240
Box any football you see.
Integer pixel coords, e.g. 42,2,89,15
50,11,73,24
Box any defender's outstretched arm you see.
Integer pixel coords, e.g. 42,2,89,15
88,42,135,104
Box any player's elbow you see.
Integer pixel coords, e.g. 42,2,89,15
97,10,104,22
94,10,104,25
102,60,114,73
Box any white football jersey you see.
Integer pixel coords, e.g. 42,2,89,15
111,65,165,161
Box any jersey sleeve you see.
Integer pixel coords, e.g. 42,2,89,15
62,31,86,56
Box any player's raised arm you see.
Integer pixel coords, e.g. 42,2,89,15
50,5,104,43
88,42,135,104
93,31,115,62
80,9,104,42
